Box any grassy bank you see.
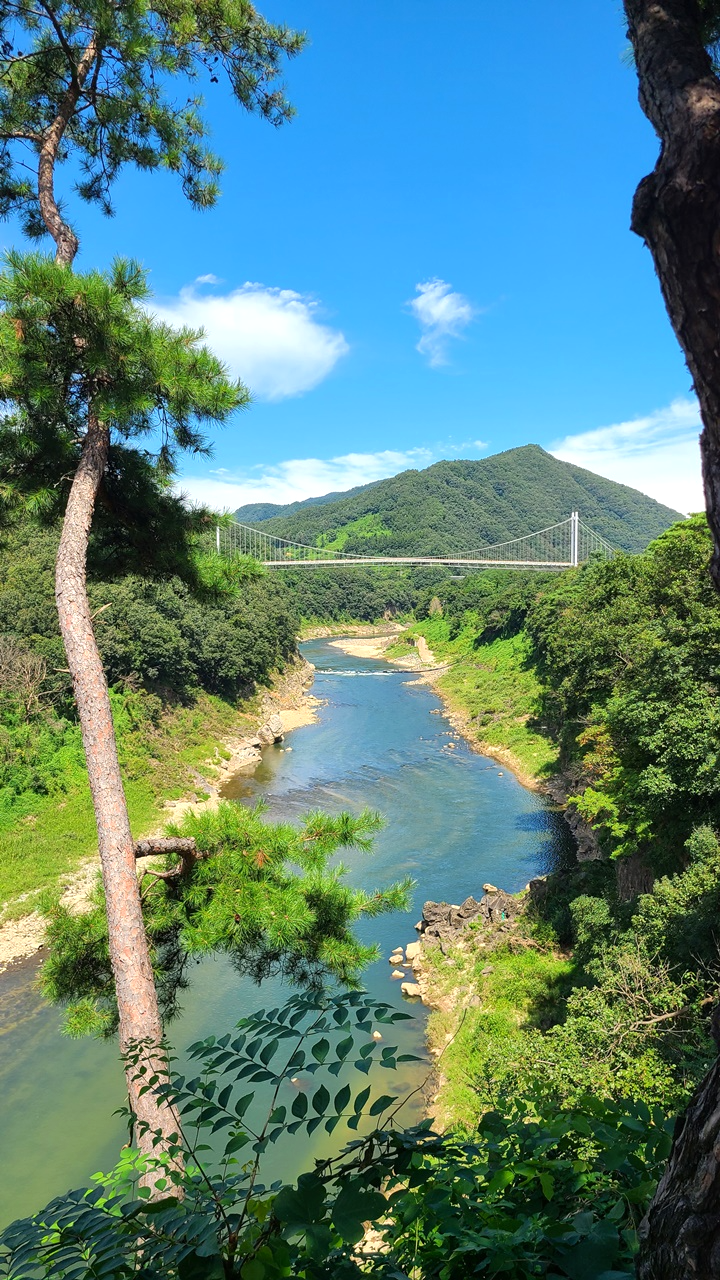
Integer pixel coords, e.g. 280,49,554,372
389,618,558,785
0,689,259,917
422,922,573,1126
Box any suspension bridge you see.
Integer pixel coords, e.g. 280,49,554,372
215,511,615,569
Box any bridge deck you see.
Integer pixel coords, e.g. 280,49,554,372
263,557,573,568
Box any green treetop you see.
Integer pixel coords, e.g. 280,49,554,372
0,0,304,261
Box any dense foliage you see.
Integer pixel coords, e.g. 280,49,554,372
527,515,720,872
240,445,682,557
0,989,674,1280
41,802,412,1036
405,516,720,1119
0,511,300,910
281,564,449,623
414,516,720,876
0,0,303,245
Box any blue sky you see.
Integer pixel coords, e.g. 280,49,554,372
15,1,704,513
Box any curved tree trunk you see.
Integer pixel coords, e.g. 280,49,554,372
623,2,720,1273
55,412,177,1156
624,0,720,586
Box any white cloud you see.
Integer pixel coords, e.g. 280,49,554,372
152,283,349,402
408,278,476,367
195,273,221,285
178,448,434,513
550,398,703,515
178,439,490,513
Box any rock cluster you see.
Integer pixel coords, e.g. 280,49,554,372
232,713,284,771
417,887,520,945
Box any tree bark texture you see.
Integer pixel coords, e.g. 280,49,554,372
621,4,720,1273
37,36,99,265
55,413,177,1155
625,0,720,586
637,1057,720,1278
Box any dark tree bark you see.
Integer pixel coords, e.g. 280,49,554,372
637,1056,720,1278
55,413,178,1155
623,5,720,1273
625,0,720,585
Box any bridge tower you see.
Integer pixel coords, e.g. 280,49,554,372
570,510,579,567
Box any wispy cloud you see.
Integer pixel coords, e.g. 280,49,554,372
178,448,433,512
408,278,476,367
152,282,349,402
178,439,490,513
550,397,703,515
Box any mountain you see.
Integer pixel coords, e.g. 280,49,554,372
233,482,382,525
234,445,684,557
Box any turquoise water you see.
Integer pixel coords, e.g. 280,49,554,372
0,639,572,1227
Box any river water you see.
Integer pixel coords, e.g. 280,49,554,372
0,639,573,1228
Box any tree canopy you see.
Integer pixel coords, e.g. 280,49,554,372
0,0,304,258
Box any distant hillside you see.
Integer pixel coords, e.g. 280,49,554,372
234,482,381,525
235,446,683,556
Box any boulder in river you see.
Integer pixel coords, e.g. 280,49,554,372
401,982,422,999
257,714,284,746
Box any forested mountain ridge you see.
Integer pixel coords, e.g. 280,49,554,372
233,481,381,524
236,445,683,556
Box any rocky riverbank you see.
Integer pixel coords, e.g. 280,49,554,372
386,880,543,1008
0,654,322,973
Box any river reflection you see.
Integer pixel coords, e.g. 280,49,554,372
0,638,573,1227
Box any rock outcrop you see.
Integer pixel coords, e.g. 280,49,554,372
257,713,284,746
417,889,520,945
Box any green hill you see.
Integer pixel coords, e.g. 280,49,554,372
233,483,380,525
235,445,683,556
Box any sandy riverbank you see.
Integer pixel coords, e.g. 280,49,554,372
327,630,448,672
0,657,322,974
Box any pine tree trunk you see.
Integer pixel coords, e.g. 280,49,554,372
622,2,720,1273
637,1058,720,1278
54,412,177,1156
624,0,720,587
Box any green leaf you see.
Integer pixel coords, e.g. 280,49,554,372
312,1085,330,1115
332,1184,387,1245
241,1261,265,1280
334,1084,351,1114
260,1040,279,1066
273,1174,326,1227
225,1132,250,1155
311,1038,330,1064
488,1168,515,1194
369,1094,396,1116
291,1092,308,1120
354,1086,371,1116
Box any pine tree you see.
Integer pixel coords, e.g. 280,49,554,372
0,250,247,1151
0,1,303,1155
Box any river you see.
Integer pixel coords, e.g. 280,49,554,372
0,638,573,1229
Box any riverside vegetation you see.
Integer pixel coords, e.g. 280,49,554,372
0,514,297,914
0,0,719,1268
391,515,720,1124
4,514,720,1278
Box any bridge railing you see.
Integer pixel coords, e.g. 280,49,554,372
215,512,615,568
